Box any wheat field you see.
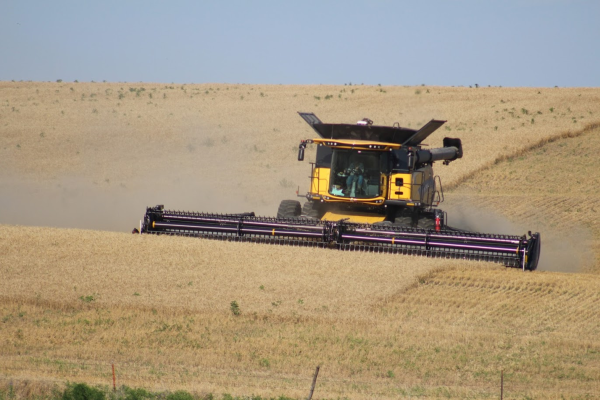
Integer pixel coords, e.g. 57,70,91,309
1,82,600,399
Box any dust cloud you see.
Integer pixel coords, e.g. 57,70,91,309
444,201,520,236
0,175,260,233
2,176,594,273
0,115,304,233
0,129,285,232
443,200,595,273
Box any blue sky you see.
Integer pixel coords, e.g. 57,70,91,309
1,0,598,87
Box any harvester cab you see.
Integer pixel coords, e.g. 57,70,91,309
293,112,463,228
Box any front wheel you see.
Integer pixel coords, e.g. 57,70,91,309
301,201,322,219
277,200,301,219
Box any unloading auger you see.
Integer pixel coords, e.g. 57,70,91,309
138,112,541,271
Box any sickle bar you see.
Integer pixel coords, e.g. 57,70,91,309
141,205,541,271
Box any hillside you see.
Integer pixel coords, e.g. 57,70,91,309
1,82,600,399
1,82,599,228
446,122,600,273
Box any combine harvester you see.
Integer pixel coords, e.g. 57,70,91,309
139,113,541,271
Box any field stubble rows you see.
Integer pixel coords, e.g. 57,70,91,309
1,82,600,398
2,224,600,398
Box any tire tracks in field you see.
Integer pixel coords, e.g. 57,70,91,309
391,267,600,336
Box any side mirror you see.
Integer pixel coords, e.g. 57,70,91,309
298,142,306,161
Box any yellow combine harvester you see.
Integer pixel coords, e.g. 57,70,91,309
280,112,462,228
140,112,541,271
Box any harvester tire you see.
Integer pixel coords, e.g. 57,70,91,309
391,216,414,228
392,214,436,230
277,200,302,219
417,218,435,230
301,201,321,219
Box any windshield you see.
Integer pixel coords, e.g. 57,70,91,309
329,150,386,198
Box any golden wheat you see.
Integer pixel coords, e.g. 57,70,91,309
447,124,600,273
2,82,600,207
2,224,600,399
2,82,600,399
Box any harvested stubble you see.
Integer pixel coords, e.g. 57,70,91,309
2,225,600,399
0,225,444,319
